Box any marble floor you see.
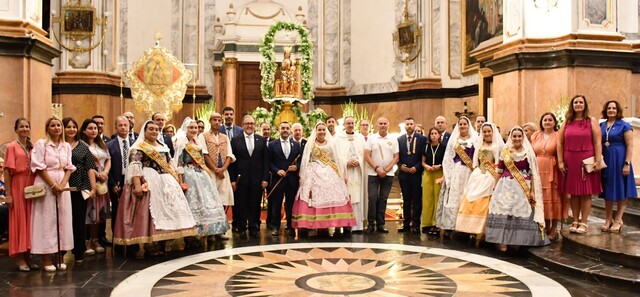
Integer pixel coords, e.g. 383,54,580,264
0,223,633,297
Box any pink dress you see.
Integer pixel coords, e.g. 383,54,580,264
30,139,76,254
4,141,35,257
559,119,602,195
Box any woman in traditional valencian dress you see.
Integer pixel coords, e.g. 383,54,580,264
174,118,229,242
292,122,356,232
113,121,197,258
30,117,76,272
455,123,504,245
485,127,549,251
80,119,111,255
3,118,36,271
530,113,563,241
436,116,477,239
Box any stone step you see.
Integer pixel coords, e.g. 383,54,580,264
528,241,640,291
560,224,640,269
591,198,640,229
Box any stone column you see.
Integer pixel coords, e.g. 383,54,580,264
223,57,237,111
0,6,61,144
213,66,224,110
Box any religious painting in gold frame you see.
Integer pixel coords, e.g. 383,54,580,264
60,4,96,37
125,44,192,121
462,0,503,74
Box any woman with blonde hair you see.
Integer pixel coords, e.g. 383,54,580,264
30,117,76,272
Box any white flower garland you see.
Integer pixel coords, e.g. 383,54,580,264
259,21,314,100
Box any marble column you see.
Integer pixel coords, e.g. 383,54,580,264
0,2,61,144
213,66,224,110
223,57,237,111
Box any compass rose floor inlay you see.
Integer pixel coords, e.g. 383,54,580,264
111,243,570,296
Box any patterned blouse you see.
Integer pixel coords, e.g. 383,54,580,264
177,148,205,173
128,149,172,177
69,141,97,191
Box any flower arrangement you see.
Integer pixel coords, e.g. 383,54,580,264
550,96,568,129
195,100,216,131
259,21,314,100
341,100,374,134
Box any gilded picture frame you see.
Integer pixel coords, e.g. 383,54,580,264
462,0,503,73
61,6,96,37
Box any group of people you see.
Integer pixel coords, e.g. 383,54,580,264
1,96,636,272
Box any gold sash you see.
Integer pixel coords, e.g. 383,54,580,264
184,143,214,178
312,145,339,176
479,151,499,179
138,141,179,181
454,143,474,170
501,149,533,206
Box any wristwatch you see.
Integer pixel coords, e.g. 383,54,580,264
624,161,631,166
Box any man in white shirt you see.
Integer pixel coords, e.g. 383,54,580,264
334,116,367,233
360,119,370,141
364,117,399,234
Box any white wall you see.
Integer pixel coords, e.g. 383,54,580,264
126,0,172,62
523,0,573,39
350,0,395,85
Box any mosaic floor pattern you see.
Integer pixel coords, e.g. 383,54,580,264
111,243,570,297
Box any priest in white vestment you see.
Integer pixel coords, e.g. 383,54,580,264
334,116,367,232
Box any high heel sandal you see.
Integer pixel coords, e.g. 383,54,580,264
600,221,612,232
610,220,624,233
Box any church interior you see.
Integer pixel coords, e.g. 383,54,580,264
1,0,640,296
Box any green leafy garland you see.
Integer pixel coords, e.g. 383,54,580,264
259,21,314,100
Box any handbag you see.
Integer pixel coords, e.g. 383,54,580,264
24,184,46,200
96,181,108,195
20,141,46,200
582,156,607,180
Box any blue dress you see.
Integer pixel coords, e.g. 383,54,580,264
600,120,637,201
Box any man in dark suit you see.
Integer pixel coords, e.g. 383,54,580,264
219,106,243,139
110,111,138,140
435,116,451,146
92,115,111,144
152,112,175,157
291,122,307,153
397,117,427,234
267,122,301,237
107,116,135,236
229,115,270,239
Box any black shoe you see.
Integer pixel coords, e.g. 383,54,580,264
352,230,363,234
364,226,375,234
412,227,421,234
397,226,410,233
287,229,296,237
271,229,279,236
239,231,247,239
421,226,429,233
249,231,260,239
98,237,112,247
377,226,389,233
214,234,229,241
343,228,352,235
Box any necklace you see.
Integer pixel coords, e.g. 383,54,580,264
604,120,615,147
429,143,441,166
